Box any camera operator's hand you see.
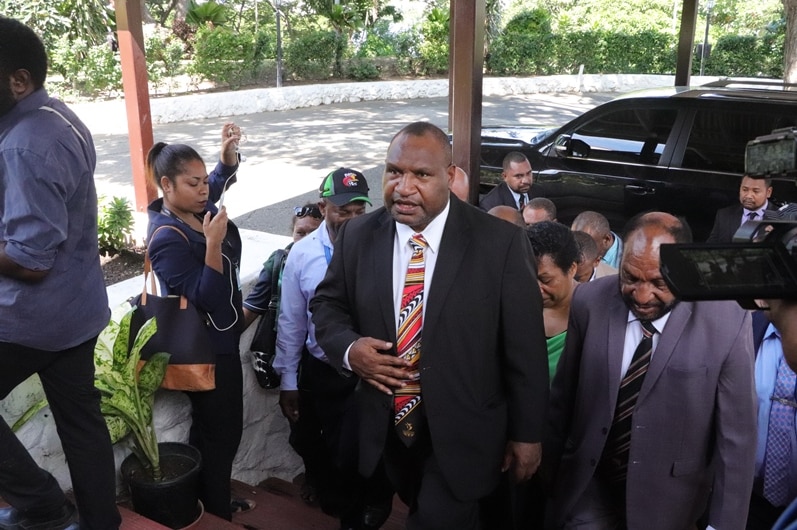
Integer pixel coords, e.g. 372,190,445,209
764,299,797,371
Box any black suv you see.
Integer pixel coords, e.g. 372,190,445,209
478,80,797,240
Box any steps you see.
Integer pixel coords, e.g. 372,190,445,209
4,478,409,529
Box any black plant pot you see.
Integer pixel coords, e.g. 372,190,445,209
121,442,203,529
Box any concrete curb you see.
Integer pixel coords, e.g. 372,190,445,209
71,74,694,135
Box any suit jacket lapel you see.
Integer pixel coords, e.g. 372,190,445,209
424,200,468,330
606,291,630,407
637,301,693,404
373,210,398,344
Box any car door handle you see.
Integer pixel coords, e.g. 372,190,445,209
626,185,657,196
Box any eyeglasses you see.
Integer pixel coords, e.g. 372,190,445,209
294,205,322,219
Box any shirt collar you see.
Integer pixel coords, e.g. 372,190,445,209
743,201,768,218
626,309,672,334
394,199,450,255
764,322,781,342
0,88,48,129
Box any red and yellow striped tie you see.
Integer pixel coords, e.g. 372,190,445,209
394,234,427,446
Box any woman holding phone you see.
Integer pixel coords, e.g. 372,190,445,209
144,123,247,521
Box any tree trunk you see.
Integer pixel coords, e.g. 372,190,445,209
784,0,797,82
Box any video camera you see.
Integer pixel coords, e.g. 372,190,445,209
660,128,797,309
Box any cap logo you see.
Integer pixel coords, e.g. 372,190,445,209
342,172,359,187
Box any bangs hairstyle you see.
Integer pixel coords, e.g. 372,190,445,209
0,17,48,88
146,142,204,189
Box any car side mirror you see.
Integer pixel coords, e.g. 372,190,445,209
554,135,591,159
553,134,571,158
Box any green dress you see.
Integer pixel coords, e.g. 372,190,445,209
546,331,567,383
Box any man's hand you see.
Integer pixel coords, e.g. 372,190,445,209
501,441,542,483
279,390,300,423
349,337,411,395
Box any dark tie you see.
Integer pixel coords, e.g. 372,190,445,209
518,194,526,210
600,319,658,485
394,234,427,446
763,356,797,506
748,211,758,221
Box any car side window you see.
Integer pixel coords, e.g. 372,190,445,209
681,107,797,173
564,107,678,166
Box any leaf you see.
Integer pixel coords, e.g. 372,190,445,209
113,306,135,369
125,316,157,377
104,415,130,444
11,399,49,432
138,351,170,398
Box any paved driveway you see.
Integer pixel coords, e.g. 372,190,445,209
90,91,616,236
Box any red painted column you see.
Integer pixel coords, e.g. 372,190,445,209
115,0,157,212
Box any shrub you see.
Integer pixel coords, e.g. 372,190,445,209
487,9,556,76
98,196,134,256
50,35,121,97
703,34,765,77
346,58,381,80
418,7,449,75
284,30,343,80
146,30,185,93
189,26,269,88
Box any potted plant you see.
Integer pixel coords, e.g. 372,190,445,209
97,302,203,529
14,302,203,529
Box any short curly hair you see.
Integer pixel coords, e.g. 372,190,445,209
0,17,48,89
526,221,579,273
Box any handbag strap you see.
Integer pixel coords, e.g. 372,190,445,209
39,106,88,146
142,225,190,308
268,249,288,310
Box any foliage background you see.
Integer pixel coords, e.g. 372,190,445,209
0,0,787,98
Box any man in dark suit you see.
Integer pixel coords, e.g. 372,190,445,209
707,175,774,242
311,122,549,529
548,212,757,529
479,151,533,211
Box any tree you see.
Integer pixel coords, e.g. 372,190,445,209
785,0,797,81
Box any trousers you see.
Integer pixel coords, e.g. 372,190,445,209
187,351,243,521
0,337,121,530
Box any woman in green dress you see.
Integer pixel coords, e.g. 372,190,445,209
526,221,580,381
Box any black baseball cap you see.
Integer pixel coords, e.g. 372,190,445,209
319,167,371,206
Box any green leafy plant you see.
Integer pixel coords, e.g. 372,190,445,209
98,196,134,256
284,30,342,80
95,304,170,481
346,57,381,80
186,0,228,28
14,303,171,480
418,7,449,75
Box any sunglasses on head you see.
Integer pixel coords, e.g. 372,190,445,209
294,205,323,219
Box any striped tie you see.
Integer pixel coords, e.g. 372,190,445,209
600,319,657,485
394,234,427,446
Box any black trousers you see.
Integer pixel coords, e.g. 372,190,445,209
747,493,786,530
383,415,510,530
187,351,243,521
0,338,121,530
290,353,393,523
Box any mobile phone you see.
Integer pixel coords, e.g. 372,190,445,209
659,242,797,304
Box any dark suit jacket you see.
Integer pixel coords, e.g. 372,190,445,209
311,196,549,501
479,181,528,211
707,203,776,243
548,276,756,529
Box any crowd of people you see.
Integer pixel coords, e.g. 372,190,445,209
3,14,797,530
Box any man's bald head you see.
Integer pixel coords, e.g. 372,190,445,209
488,205,525,227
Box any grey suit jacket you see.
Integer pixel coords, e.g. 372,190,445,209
548,276,756,529
311,196,549,501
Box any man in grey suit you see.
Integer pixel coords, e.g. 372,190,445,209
311,122,549,529
548,212,756,529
